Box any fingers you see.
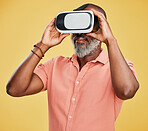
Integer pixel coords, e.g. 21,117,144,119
46,17,56,30
50,17,56,27
90,8,106,22
86,30,102,41
86,32,97,38
59,33,70,42
91,8,106,18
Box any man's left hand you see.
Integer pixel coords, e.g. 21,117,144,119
86,8,115,45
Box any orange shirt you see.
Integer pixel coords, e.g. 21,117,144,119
34,48,137,131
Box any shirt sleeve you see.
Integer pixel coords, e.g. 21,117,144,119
33,58,54,92
126,59,137,79
114,59,137,119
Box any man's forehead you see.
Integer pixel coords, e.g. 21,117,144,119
83,5,97,10
74,4,97,11
84,5,105,16
74,4,105,17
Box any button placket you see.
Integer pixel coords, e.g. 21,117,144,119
74,80,80,93
72,97,76,101
66,64,90,131
76,81,79,84
69,115,72,119
67,103,77,130
66,93,78,131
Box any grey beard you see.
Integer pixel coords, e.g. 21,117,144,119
72,38,100,58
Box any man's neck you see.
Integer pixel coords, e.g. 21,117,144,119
77,46,102,71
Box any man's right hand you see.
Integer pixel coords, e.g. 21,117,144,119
6,16,70,97
40,17,70,48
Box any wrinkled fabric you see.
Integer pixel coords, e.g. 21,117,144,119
34,48,137,131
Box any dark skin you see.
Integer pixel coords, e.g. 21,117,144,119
6,5,139,100
71,33,102,71
77,45,101,71
78,5,139,99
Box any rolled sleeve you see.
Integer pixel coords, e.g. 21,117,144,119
125,59,137,80
34,63,48,92
33,58,54,92
114,59,137,119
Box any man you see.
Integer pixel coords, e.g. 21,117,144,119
6,3,139,131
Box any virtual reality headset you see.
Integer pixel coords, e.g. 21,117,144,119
55,10,100,33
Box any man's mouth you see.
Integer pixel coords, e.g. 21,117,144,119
74,36,89,44
76,37,87,43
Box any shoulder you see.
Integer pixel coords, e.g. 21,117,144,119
44,56,70,64
43,56,71,67
52,56,71,63
36,56,71,72
54,56,70,61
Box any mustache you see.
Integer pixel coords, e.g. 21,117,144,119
73,34,89,43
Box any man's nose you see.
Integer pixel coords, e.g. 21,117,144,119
76,33,85,36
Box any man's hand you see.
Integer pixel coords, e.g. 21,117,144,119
86,8,139,100
6,16,70,97
40,17,70,48
86,8,115,45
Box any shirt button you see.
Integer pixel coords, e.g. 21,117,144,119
69,115,72,119
76,81,79,84
72,98,76,101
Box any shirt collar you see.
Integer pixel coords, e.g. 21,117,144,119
69,48,108,65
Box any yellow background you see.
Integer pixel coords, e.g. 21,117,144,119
0,0,147,130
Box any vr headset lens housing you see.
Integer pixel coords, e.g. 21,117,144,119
73,4,100,32
55,10,100,33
